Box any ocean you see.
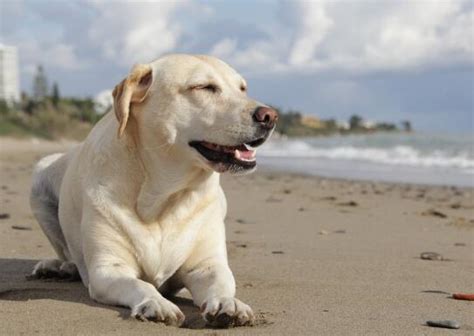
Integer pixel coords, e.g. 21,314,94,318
258,132,474,187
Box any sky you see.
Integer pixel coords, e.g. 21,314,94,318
1,0,473,132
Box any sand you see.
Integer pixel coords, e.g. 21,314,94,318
0,138,473,335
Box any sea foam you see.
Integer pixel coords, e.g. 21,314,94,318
260,137,474,172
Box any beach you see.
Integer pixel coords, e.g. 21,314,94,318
0,138,473,335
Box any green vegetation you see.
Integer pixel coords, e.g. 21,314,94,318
0,96,99,140
275,110,337,136
273,107,411,137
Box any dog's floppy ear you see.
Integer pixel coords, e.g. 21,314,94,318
112,64,153,138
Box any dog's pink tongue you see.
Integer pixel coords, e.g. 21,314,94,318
235,148,256,160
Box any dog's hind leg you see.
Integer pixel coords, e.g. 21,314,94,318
27,259,80,281
29,153,79,281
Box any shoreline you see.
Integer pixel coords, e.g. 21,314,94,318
258,163,474,189
260,169,474,192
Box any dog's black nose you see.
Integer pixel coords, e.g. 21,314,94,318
253,106,278,130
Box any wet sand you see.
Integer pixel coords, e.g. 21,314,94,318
1,138,473,335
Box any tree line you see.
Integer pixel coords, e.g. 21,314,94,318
273,108,412,137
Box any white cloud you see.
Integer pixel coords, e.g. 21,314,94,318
357,1,473,70
20,40,84,72
209,38,237,59
1,0,84,72
2,0,192,73
86,0,190,66
288,0,334,66
51,44,84,69
2,0,473,97
216,0,473,74
94,89,113,114
234,40,283,71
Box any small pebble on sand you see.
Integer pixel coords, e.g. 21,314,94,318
271,251,284,254
426,320,460,329
422,209,447,218
338,201,358,207
420,252,443,261
319,230,329,235
0,213,10,220
266,196,283,203
11,225,32,231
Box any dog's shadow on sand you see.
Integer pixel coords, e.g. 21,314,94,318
0,258,206,329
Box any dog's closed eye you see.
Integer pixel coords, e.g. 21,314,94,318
191,84,219,93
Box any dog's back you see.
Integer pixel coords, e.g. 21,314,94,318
30,152,70,260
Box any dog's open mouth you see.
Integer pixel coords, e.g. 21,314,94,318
189,137,266,171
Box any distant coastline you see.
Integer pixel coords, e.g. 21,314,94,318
273,108,413,138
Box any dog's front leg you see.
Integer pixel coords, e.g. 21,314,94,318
181,256,254,328
88,263,185,326
80,207,185,327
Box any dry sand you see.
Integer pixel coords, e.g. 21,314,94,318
0,138,473,335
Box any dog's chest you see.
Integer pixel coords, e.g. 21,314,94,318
137,195,217,286
141,226,197,286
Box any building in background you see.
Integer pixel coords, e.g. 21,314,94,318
0,44,20,104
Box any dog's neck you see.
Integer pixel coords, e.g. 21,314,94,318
133,143,217,224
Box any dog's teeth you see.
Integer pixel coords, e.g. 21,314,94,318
235,150,241,159
244,143,255,151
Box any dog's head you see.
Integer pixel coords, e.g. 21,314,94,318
112,54,278,174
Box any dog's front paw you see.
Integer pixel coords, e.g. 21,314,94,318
132,297,185,327
201,297,254,328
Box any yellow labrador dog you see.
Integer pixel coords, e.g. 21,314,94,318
29,54,277,328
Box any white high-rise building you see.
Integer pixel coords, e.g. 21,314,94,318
0,44,20,104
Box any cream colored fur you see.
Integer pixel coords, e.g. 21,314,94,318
29,54,275,328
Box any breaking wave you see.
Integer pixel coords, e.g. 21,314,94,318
260,138,474,171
